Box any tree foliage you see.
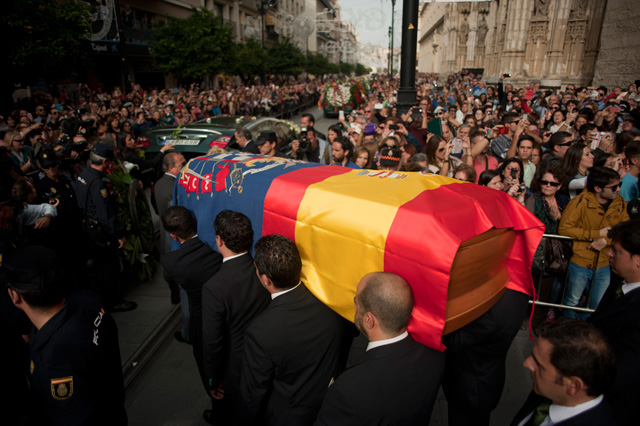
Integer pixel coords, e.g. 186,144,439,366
265,38,306,76
0,0,91,82
151,8,234,80
233,38,268,77
355,63,372,75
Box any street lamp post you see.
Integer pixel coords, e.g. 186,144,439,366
390,0,396,78
388,26,392,77
258,0,278,47
396,0,419,116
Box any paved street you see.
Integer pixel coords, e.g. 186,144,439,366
117,106,536,425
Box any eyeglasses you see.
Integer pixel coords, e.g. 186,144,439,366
512,98,521,102
603,183,621,191
364,110,372,113
438,148,446,152
13,139,24,143
36,138,43,142
557,141,573,147
50,111,59,114
540,180,561,187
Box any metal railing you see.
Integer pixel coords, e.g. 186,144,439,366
530,233,602,315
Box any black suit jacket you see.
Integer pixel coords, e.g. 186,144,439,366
201,253,270,396
510,392,617,426
242,140,260,154
237,284,344,426
442,288,529,425
315,335,444,426
162,237,223,320
588,286,640,426
154,173,176,217
162,237,222,391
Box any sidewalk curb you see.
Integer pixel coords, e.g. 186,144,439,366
122,304,182,391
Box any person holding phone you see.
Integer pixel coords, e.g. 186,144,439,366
498,157,526,199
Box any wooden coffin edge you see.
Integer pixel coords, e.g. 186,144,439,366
442,228,516,335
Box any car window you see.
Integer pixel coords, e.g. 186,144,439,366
274,122,293,149
249,120,275,140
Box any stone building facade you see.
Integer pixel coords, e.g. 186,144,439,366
417,0,637,89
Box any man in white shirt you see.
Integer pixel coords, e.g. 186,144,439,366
315,272,444,425
588,219,640,426
511,319,616,426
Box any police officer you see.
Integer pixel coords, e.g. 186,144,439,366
4,246,127,426
35,149,86,290
72,141,136,312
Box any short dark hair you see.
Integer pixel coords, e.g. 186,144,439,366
358,272,414,335
502,112,519,125
301,113,316,125
161,206,197,239
586,166,619,192
579,123,597,139
214,210,253,254
608,219,640,255
624,140,640,161
536,318,616,397
332,138,353,157
517,134,536,148
254,234,301,290
549,131,573,151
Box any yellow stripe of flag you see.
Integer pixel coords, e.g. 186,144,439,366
295,169,453,320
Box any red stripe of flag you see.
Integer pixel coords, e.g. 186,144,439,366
262,167,350,239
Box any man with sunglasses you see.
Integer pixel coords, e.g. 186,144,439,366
558,166,630,320
539,131,574,169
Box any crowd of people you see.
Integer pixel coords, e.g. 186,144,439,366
1,71,640,426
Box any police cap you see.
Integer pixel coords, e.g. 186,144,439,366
3,246,58,291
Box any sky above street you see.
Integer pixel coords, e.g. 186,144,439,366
337,0,403,48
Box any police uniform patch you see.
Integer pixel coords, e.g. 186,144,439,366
51,377,74,400
100,189,108,198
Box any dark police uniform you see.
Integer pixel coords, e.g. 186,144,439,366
27,291,127,426
73,166,121,243
37,171,86,290
72,165,123,307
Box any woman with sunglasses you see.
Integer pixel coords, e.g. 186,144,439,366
525,167,569,232
525,167,569,319
6,132,32,174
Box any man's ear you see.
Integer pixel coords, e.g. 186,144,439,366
363,312,376,330
169,233,179,242
564,376,586,397
7,287,22,306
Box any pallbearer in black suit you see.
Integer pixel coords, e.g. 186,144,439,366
236,235,344,426
511,319,617,426
201,210,270,425
161,206,222,390
588,219,640,426
315,272,445,426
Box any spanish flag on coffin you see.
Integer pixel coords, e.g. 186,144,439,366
175,152,544,351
